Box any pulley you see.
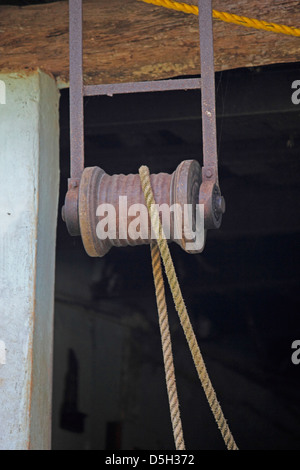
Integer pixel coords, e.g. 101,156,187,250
62,0,225,256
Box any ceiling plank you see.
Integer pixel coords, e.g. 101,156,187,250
0,0,299,86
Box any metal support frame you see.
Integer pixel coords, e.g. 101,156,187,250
63,0,225,249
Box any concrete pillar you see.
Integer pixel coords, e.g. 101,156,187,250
0,70,60,449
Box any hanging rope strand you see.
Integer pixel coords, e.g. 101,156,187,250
139,165,238,450
150,241,185,450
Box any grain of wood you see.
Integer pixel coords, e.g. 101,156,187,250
0,0,299,86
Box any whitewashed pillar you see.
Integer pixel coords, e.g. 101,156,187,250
0,70,60,449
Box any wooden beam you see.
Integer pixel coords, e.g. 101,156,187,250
0,0,299,87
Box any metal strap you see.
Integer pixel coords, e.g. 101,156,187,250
68,0,218,182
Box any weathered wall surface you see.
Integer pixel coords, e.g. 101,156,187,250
0,70,59,450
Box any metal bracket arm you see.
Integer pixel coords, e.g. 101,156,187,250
62,0,225,252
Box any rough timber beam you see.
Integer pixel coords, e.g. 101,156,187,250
0,0,299,87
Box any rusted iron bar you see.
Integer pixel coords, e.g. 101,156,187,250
63,0,225,253
198,0,218,177
197,0,224,230
84,78,202,97
78,160,204,257
69,0,84,181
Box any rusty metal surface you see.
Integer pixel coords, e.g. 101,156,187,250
78,161,203,257
197,0,225,230
199,179,225,230
69,0,84,180
63,0,225,250
62,178,80,236
84,78,202,97
198,0,218,174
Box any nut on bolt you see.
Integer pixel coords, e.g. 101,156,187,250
205,168,213,178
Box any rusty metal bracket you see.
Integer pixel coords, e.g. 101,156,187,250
62,0,225,253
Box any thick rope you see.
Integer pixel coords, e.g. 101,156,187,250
150,241,185,450
138,0,300,38
139,165,238,450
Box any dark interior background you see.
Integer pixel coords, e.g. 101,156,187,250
52,62,300,450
